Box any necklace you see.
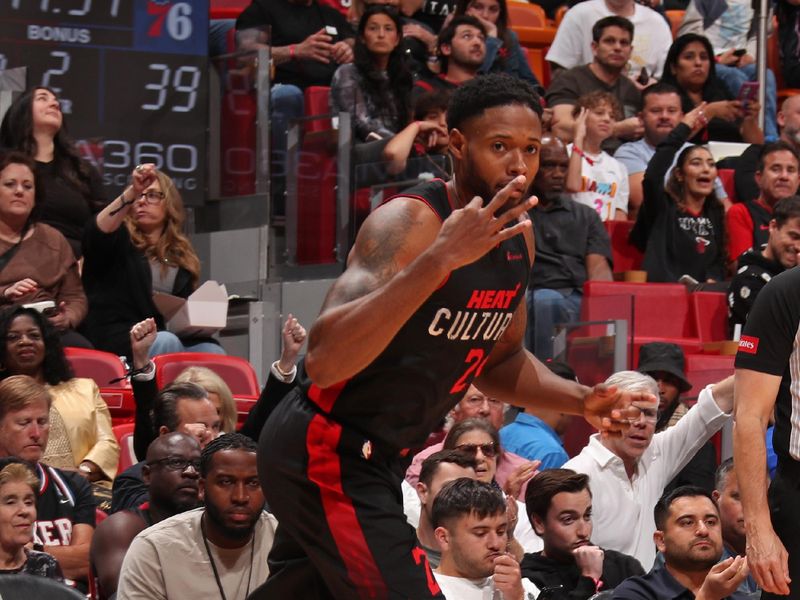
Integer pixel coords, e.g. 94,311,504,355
200,514,255,600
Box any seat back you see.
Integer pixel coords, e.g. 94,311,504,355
64,347,136,424
685,353,735,396
507,1,548,27
153,353,260,397
717,168,738,203
112,422,137,472
524,47,550,88
691,291,729,343
603,220,643,273
665,10,684,38
304,86,332,132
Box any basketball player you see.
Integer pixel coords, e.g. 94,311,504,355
251,73,651,599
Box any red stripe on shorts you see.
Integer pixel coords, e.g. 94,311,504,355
306,414,387,599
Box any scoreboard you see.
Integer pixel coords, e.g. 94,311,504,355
0,0,210,205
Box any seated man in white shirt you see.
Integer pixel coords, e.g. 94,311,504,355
432,478,539,600
563,370,733,570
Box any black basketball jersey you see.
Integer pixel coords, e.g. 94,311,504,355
299,179,531,452
34,463,95,548
745,201,771,251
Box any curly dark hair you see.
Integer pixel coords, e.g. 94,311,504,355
0,306,73,385
447,72,541,131
0,87,102,212
353,6,413,128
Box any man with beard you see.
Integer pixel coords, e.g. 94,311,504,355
547,17,643,153
252,73,647,599
432,478,539,599
414,16,486,96
90,433,202,598
614,486,751,600
522,135,612,359
116,433,276,599
728,196,800,337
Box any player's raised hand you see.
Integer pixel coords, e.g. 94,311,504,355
582,384,657,438
434,175,534,270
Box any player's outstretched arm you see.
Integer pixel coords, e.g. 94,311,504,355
305,177,534,388
476,302,647,435
734,368,790,595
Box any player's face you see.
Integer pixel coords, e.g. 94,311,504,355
715,470,746,545
533,142,569,198
671,41,711,90
417,464,476,520
756,150,800,204
0,398,50,462
466,0,501,25
768,216,800,269
361,13,400,56
656,495,722,570
145,436,202,513
453,104,541,211
452,430,498,483
443,25,486,69
174,398,221,449
591,25,632,71
442,510,508,578
200,449,264,542
534,489,593,562
604,400,657,464
0,480,36,551
452,385,504,430
4,315,46,378
678,148,716,199
31,88,62,135
641,93,683,145
584,102,615,143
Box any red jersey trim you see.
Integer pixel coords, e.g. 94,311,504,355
308,380,348,413
306,415,387,597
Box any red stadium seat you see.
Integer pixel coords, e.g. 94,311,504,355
508,1,548,27
717,169,738,203
690,291,729,344
210,0,249,20
112,422,137,473
604,220,643,273
152,353,261,426
685,353,735,397
63,347,135,425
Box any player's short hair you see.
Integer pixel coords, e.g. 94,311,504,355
153,381,209,432
592,15,634,43
571,90,622,120
431,478,506,528
757,140,800,173
418,449,477,487
525,468,591,523
200,432,258,477
0,375,51,422
772,195,800,227
447,73,542,131
654,485,717,530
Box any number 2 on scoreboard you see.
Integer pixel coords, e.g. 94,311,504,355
450,349,489,395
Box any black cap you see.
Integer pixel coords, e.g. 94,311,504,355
637,342,692,393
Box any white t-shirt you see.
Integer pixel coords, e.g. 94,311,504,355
546,0,673,78
566,143,630,221
117,507,278,600
434,572,539,599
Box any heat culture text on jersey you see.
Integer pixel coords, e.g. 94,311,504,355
427,284,521,342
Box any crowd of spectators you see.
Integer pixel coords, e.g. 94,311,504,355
1,0,799,596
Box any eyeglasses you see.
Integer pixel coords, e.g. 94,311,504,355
631,403,659,423
462,395,503,408
137,190,165,203
455,442,499,458
146,457,201,472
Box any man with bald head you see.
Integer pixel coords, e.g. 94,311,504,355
526,135,612,360
91,432,202,597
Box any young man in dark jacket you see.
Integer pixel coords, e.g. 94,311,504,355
520,469,643,599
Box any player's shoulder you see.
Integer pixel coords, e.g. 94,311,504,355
354,195,444,259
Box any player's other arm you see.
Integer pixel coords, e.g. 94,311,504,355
305,178,534,388
734,368,790,595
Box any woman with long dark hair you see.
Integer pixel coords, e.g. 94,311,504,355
630,103,727,283
0,307,119,487
330,5,413,142
454,0,542,92
0,87,106,258
660,34,762,144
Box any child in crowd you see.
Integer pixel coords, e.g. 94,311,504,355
565,91,629,221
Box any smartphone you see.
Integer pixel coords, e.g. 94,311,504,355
325,25,339,39
732,48,747,57
737,81,759,107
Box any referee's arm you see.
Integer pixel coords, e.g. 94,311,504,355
734,368,790,596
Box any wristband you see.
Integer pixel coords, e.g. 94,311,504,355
289,44,296,60
573,145,595,166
